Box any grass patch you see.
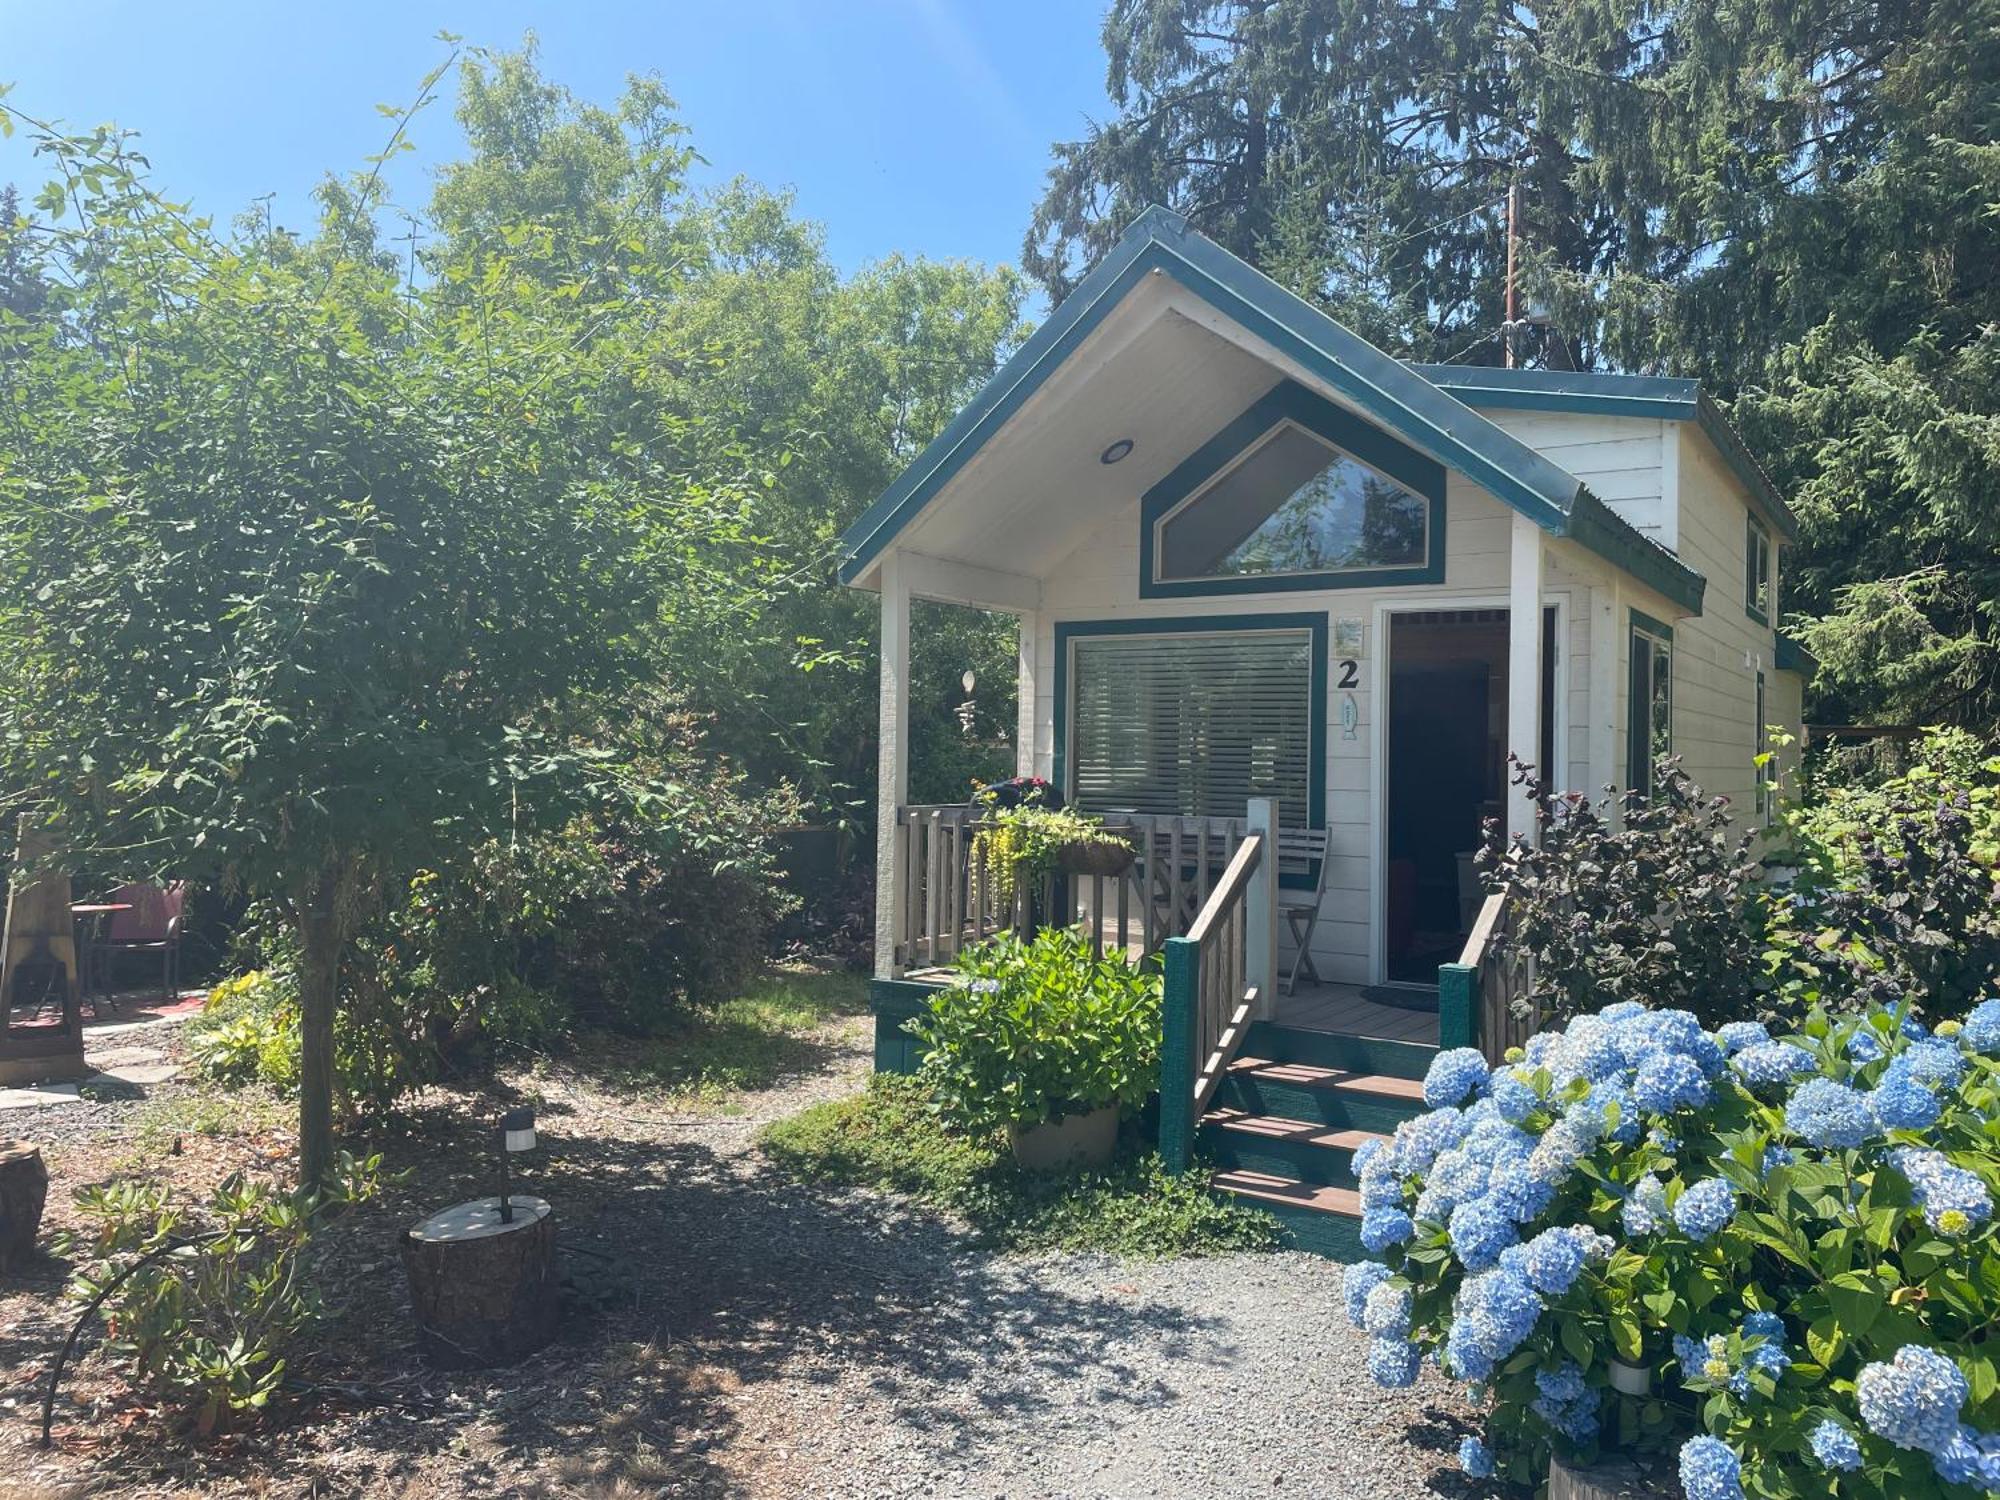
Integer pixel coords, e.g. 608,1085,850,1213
123,1085,292,1162
589,966,869,1111
759,1074,1281,1257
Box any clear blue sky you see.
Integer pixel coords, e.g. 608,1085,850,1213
0,1,1114,288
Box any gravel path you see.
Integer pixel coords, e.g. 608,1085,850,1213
2,992,1475,1499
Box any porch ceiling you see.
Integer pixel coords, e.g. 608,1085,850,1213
884,287,1285,585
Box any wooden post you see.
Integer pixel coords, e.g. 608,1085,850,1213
1437,963,1479,1052
1016,610,1041,778
1508,513,1545,844
1587,581,1619,799
1244,798,1279,1019
400,1196,559,1369
0,1141,49,1270
1159,936,1200,1175
1549,1453,1675,1500
874,552,910,979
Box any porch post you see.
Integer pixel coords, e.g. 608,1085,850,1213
875,552,910,979
1507,513,1545,844
1015,611,1041,778
1245,797,1279,1019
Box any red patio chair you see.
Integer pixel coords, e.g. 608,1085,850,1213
95,881,186,1004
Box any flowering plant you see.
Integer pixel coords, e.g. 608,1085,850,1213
1347,997,2000,1498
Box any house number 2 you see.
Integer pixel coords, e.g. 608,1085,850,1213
1335,658,1360,689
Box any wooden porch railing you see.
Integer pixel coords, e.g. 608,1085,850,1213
1158,832,1268,1175
1437,884,1541,1064
888,806,1251,974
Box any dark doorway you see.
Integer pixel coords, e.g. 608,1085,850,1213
1384,608,1556,985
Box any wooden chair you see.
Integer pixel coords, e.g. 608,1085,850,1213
1276,827,1332,994
94,882,185,1004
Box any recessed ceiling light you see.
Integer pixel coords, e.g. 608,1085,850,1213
1100,439,1134,465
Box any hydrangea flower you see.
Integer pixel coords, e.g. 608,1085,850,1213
1362,1280,1412,1339
1674,1333,1731,1386
1451,1267,1544,1372
1457,1435,1494,1479
1531,1359,1600,1442
1846,1026,1888,1064
1548,1019,1627,1086
1449,1199,1520,1270
1857,1345,1969,1453
1351,1137,1385,1177
1808,1419,1862,1472
1424,1047,1491,1108
1526,1118,1590,1187
1673,1178,1737,1242
1731,1311,1790,1396
1678,1436,1745,1500
1487,1067,1540,1124
1342,1260,1391,1328
1633,1052,1711,1113
1900,1038,1968,1090
1961,998,2000,1054
1359,1162,1407,1211
1901,1012,1931,1040
1730,1041,1815,1088
1518,1225,1611,1296
1395,1106,1469,1172
1869,1069,1942,1131
1928,1424,2000,1488
1759,1144,1794,1178
1889,1147,1995,1234
1361,1207,1416,1252
1716,1020,1771,1054
1786,1078,1876,1149
1622,1175,1669,1235
1368,1335,1422,1388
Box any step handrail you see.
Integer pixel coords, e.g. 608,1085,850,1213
1158,831,1266,1175
1438,881,1541,1064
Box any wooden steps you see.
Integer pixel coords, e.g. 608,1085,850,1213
1198,1025,1434,1259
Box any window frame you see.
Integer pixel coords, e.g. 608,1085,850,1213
1745,513,1773,624
1754,669,1774,823
1053,613,1328,883
1628,610,1675,796
1139,380,1446,598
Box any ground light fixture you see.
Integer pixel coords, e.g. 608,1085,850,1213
497,1105,537,1223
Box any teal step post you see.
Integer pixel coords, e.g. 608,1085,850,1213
1159,935,1200,1175
1437,961,1478,1053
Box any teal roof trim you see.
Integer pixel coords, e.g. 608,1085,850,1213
838,208,1688,595
1775,632,1818,677
1408,364,1798,542
1568,492,1706,616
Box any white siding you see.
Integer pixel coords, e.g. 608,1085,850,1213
1484,411,1674,546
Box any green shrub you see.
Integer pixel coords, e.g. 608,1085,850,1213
1354,999,2000,1497
59,1154,390,1435
907,927,1161,1133
969,795,1132,912
1765,729,2000,1022
760,1075,1277,1256
187,970,299,1092
1482,757,1765,1028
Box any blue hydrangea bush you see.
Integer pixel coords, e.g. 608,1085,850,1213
1346,998,2000,1497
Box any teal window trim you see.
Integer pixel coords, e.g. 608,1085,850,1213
1138,379,1446,598
1053,612,1328,888
1628,609,1674,795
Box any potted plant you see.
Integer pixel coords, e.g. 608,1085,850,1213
970,795,1135,916
904,926,1160,1169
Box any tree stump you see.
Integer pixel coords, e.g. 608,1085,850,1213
0,1141,49,1273
1550,1453,1677,1500
400,1196,558,1369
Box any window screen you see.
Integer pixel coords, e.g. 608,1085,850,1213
1745,516,1773,620
1068,629,1314,827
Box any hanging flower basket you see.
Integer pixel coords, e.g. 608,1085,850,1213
1055,838,1135,878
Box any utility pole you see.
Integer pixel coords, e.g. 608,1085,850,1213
1503,180,1523,369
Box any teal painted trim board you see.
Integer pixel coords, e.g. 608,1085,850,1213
1137,379,1446,598
1437,963,1478,1051
1775,632,1817,677
1159,937,1199,1174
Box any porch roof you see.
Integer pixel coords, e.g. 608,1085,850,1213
838,208,1705,615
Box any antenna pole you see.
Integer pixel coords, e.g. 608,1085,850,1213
1504,180,1523,369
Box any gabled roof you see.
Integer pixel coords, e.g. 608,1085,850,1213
1408,364,1799,541
839,207,1706,614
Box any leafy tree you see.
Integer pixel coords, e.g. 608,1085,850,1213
0,73,776,1183
1032,0,2000,728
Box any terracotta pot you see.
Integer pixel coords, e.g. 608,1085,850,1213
1008,1105,1119,1170
1055,840,1135,878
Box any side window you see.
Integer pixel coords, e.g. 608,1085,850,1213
1745,515,1772,622
1628,616,1674,794
1754,671,1774,822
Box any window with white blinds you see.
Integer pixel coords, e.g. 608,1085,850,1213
1067,628,1315,827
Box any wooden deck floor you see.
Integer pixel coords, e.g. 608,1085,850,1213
1275,982,1440,1045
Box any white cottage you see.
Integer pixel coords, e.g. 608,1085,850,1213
845,208,1808,1175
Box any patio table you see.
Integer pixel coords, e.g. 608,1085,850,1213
68,903,132,1011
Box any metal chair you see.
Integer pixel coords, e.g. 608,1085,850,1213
94,882,185,1004
1276,827,1333,994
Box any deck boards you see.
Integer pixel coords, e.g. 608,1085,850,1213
1275,983,1440,1045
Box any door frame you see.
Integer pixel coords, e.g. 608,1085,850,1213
1367,595,1567,988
